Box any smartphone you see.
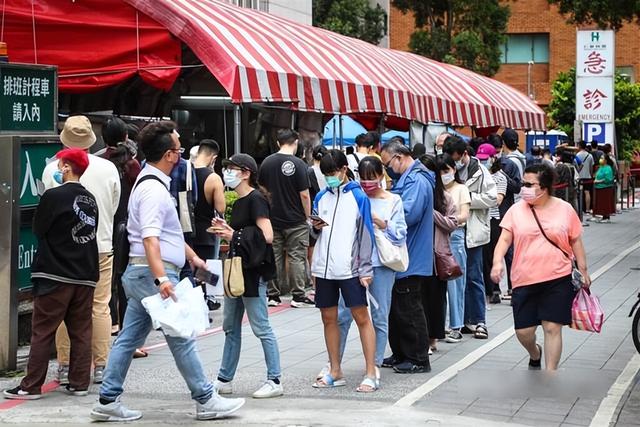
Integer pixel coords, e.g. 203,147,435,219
309,215,329,225
194,268,219,287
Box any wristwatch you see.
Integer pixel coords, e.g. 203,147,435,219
154,276,170,286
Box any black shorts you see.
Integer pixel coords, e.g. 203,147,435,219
314,277,367,309
511,275,577,329
580,179,594,192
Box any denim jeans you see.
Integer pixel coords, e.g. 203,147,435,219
464,245,486,325
218,281,281,381
337,266,395,366
447,228,467,329
99,265,214,404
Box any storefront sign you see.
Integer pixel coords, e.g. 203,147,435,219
576,31,615,77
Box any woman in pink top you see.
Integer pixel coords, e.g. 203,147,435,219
491,163,591,370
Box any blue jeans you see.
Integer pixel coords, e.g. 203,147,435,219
447,228,467,330
337,266,395,366
218,281,281,381
100,265,214,404
464,245,486,325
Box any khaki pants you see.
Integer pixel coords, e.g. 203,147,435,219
56,254,112,367
268,224,309,299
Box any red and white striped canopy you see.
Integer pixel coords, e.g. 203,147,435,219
125,0,546,130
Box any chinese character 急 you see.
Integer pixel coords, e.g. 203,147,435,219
583,51,607,74
12,102,22,122
583,89,608,110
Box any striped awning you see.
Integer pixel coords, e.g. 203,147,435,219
124,0,546,130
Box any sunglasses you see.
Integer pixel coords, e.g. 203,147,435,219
522,182,540,188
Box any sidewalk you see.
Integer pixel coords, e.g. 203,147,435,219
2,206,640,426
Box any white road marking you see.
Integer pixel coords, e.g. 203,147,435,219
394,240,640,409
590,353,640,427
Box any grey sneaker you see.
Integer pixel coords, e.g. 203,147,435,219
56,365,69,386
252,380,283,398
213,379,233,395
90,396,142,422
196,395,245,420
93,366,105,384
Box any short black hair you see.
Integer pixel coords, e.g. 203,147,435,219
102,116,127,147
138,121,177,163
579,140,588,150
381,140,412,157
277,128,299,145
487,133,503,149
524,162,556,193
443,135,467,156
198,139,220,156
355,133,366,147
319,149,348,175
531,146,542,156
469,137,484,153
591,140,599,148
603,143,613,154
360,132,380,148
357,156,383,180
412,143,426,158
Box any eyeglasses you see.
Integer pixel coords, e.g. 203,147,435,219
522,182,540,188
383,155,398,168
169,147,185,154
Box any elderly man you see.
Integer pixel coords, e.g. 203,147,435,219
91,121,244,421
42,115,120,385
380,141,435,374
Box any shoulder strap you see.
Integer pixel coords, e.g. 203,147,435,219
529,205,571,260
133,174,167,192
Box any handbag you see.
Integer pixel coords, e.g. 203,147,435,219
223,235,245,297
571,288,604,333
374,228,409,272
434,245,463,281
529,205,584,290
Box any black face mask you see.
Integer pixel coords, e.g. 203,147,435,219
385,165,402,181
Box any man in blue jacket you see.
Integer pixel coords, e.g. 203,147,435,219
380,141,435,374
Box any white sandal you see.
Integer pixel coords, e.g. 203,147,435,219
356,376,378,393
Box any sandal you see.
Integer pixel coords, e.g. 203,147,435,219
133,349,148,358
356,376,378,393
316,363,330,381
312,373,346,388
474,324,488,339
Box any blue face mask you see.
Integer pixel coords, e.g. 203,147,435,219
325,175,342,189
53,170,64,185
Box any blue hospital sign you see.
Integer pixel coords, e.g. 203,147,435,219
583,123,606,144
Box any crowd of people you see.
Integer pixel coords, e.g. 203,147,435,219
4,116,603,422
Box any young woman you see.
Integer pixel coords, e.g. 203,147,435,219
439,154,470,344
492,163,591,370
211,153,282,399
311,150,377,392
336,156,407,375
592,154,616,223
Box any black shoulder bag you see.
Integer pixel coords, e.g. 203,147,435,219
529,205,585,289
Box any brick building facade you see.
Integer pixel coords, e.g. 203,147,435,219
388,0,640,107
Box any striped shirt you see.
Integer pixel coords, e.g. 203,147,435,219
490,170,508,219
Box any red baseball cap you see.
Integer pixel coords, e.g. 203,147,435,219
56,148,90,175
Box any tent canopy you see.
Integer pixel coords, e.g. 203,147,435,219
322,115,366,147
124,0,546,130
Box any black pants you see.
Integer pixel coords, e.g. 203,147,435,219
422,276,447,340
483,218,513,296
388,276,430,365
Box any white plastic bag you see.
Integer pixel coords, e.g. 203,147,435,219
141,278,209,338
205,259,224,297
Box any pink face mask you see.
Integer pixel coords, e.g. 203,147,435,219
521,186,542,204
360,179,381,195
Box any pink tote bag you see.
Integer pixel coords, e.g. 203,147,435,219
570,288,604,333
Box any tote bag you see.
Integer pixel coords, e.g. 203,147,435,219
223,255,245,298
374,229,409,272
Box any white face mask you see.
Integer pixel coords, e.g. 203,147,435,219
441,172,455,186
455,160,465,171
223,169,242,189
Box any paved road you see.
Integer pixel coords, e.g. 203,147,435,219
2,206,640,426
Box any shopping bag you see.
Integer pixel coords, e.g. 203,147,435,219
570,288,604,333
141,278,210,338
223,256,245,297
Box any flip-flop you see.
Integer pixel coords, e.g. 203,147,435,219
316,363,330,381
356,376,378,393
133,349,148,358
312,373,346,388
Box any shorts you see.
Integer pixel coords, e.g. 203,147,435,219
314,277,367,309
580,179,594,192
511,274,577,329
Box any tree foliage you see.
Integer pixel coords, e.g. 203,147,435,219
392,0,510,76
547,68,640,160
548,0,640,30
313,0,387,45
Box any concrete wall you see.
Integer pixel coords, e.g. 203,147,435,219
268,1,312,25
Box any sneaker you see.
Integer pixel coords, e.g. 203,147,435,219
93,366,105,384
490,292,502,304
90,396,142,422
195,395,245,420
267,296,281,307
598,218,611,224
213,379,233,395
528,343,542,370
252,380,283,398
445,330,463,343
381,355,401,368
428,347,433,356
392,361,431,374
207,298,221,311
290,296,315,308
3,386,41,400
56,365,69,385
64,385,89,396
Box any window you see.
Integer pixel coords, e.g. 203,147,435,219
230,0,269,11
617,66,635,83
500,34,549,64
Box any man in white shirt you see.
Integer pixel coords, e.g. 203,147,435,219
42,115,120,385
91,121,244,422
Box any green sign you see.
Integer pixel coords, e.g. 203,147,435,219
0,63,57,133
19,141,61,207
17,225,37,292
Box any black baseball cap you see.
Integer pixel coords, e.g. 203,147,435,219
222,153,258,174
501,128,519,144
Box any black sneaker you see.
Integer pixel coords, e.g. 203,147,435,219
393,361,431,374
64,385,89,396
528,343,542,370
267,296,282,307
290,296,315,308
206,298,221,311
490,292,502,304
3,386,41,400
381,355,401,368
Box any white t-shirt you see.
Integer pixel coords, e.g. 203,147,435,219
43,153,120,253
